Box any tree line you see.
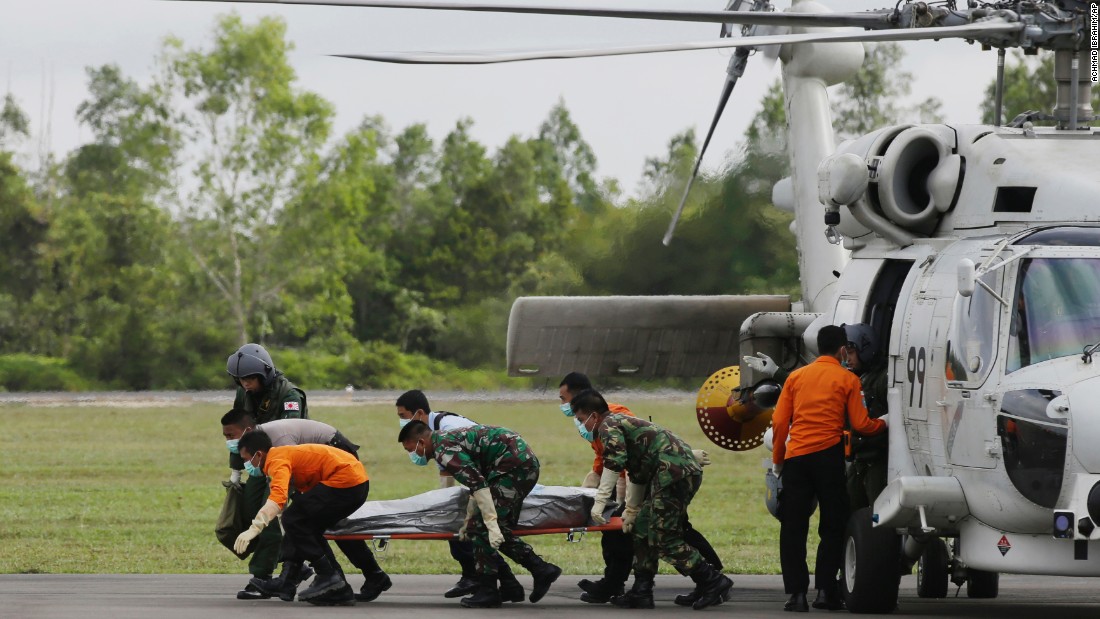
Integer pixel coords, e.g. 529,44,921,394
0,15,1074,391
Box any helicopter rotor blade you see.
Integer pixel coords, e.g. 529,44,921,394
163,0,891,29
335,21,1023,64
662,49,747,247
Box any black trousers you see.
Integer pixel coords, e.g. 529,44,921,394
779,442,849,594
281,481,369,564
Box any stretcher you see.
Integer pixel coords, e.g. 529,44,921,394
327,516,623,545
323,485,622,548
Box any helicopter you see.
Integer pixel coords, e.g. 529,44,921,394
178,0,1099,613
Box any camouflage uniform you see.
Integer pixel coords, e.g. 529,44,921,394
230,372,307,578
432,425,542,576
846,363,889,509
599,414,706,576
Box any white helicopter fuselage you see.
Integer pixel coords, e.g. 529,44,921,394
809,124,1100,578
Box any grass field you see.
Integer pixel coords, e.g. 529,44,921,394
0,397,784,575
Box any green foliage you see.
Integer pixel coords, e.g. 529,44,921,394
274,343,508,390
0,355,95,391
0,94,30,147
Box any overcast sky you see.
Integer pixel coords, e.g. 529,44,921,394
2,0,998,194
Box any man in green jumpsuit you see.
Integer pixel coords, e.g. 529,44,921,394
572,389,732,610
842,323,889,510
398,421,562,609
225,343,307,600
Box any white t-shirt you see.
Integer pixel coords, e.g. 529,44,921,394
427,410,476,431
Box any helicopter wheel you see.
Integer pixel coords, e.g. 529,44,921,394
966,569,999,599
916,538,949,599
840,507,900,614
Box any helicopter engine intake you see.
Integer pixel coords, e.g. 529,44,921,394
820,125,963,244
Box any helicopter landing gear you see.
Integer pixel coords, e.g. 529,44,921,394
966,569,1000,599
916,538,949,599
840,507,901,614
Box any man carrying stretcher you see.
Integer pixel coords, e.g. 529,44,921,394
398,421,562,608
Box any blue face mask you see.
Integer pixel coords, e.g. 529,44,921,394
575,416,595,442
408,439,429,466
560,402,574,417
243,453,263,478
226,439,240,454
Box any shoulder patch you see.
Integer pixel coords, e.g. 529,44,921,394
284,401,300,411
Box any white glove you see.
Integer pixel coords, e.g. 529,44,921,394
692,449,711,466
621,482,646,534
743,352,778,378
472,487,504,549
771,462,784,478
233,499,281,554
229,469,242,485
581,470,601,489
457,494,478,541
589,468,619,524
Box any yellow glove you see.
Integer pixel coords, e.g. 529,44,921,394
589,468,620,524
439,474,456,489
692,449,712,467
457,492,478,542
621,482,646,534
233,499,280,554
581,470,601,488
472,487,504,549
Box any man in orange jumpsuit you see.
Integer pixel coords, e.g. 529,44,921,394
235,431,369,606
771,325,886,612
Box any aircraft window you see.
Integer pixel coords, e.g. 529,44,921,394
997,413,1067,509
946,270,1000,385
1016,227,1100,246
1007,258,1100,372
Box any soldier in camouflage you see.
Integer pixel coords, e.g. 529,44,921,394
571,389,733,611
224,343,307,600
842,323,890,510
398,421,562,609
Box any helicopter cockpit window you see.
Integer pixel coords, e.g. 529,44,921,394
946,270,1001,385
1007,258,1100,373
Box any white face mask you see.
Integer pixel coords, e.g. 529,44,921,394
399,417,411,428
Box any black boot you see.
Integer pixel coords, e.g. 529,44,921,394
610,572,655,609
356,569,392,602
299,556,349,602
784,592,809,612
445,574,480,598
249,561,303,601
305,583,356,607
578,578,626,604
811,584,845,611
497,562,525,603
237,577,272,600
460,575,502,608
520,554,562,603
688,562,733,610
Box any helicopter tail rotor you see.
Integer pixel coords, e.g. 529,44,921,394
695,364,774,451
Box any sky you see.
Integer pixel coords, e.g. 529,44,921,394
1,0,999,195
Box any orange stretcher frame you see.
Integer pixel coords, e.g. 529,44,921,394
326,517,623,541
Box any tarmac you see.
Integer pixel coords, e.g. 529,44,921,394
2,573,1099,619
